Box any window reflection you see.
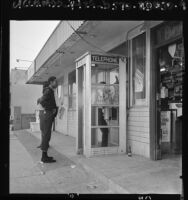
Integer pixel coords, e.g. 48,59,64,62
132,33,146,104
91,107,119,126
91,85,119,105
68,70,76,108
110,69,119,84
91,65,119,84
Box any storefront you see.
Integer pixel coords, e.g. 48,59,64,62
26,21,184,160
150,21,184,160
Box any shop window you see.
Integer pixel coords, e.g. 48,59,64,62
68,70,76,109
132,33,146,106
159,40,184,103
57,76,64,105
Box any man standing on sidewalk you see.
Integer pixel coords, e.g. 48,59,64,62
38,76,58,163
37,81,49,149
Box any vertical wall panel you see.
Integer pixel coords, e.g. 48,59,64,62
127,107,150,157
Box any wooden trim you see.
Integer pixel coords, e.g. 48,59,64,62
150,30,158,160
130,40,133,107
91,104,119,107
91,126,119,128
146,25,151,107
152,35,182,49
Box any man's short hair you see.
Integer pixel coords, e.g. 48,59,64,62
48,76,56,84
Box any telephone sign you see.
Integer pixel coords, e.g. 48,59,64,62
91,54,119,64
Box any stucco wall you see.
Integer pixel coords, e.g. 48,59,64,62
11,84,42,114
10,69,42,115
55,65,76,137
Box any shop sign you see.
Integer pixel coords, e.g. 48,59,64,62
91,55,119,64
161,111,171,142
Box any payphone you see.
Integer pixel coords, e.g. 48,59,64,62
76,52,126,157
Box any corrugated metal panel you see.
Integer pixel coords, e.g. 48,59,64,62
128,135,149,143
128,126,149,133
127,106,150,157
128,140,150,157
35,21,84,72
128,116,149,122
129,111,149,117
128,121,149,128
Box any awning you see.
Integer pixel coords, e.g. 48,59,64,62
26,21,162,85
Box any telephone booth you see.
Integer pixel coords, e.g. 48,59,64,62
76,52,127,157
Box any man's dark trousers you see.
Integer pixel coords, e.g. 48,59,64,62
40,110,55,152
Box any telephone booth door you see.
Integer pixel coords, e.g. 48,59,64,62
76,52,126,157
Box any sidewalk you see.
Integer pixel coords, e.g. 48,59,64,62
29,129,182,194
10,130,112,194
11,129,182,194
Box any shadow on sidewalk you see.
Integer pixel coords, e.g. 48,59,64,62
14,130,75,173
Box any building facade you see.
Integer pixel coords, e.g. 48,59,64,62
27,21,184,160
10,68,42,130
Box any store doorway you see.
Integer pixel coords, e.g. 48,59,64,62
156,39,184,159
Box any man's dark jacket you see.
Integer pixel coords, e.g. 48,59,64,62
39,87,58,116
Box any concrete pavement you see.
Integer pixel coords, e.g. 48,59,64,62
10,129,182,194
9,130,113,193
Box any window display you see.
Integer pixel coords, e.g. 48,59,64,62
68,70,76,108
158,39,184,155
132,33,146,105
91,84,119,105
159,41,184,103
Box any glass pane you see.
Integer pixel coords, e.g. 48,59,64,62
132,33,146,103
72,94,76,108
110,68,119,84
72,83,76,94
91,70,96,84
91,107,119,126
91,128,119,148
91,84,119,105
97,71,106,83
91,106,97,126
68,70,76,108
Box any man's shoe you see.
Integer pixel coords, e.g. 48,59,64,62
41,157,56,163
46,155,53,160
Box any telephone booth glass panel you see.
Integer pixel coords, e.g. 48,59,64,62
91,64,119,148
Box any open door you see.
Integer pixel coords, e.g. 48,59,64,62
152,40,184,160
